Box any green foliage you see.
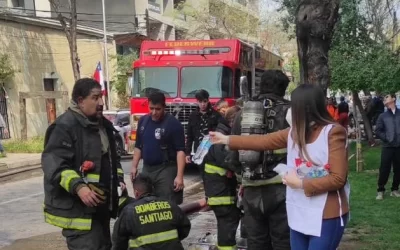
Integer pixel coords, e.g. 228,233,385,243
110,50,138,108
273,0,298,35
284,56,300,84
329,0,400,93
111,50,138,96
276,0,400,94
174,0,258,39
0,54,16,84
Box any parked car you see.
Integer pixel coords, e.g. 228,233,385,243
103,109,131,157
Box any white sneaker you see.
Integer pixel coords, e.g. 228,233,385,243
390,190,400,197
376,192,384,200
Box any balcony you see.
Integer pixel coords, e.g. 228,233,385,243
148,0,161,14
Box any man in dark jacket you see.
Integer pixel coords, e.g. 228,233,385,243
42,78,125,250
203,106,242,249
112,174,191,250
375,93,400,200
185,90,224,169
338,96,349,129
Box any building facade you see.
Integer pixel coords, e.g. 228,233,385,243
2,0,260,45
0,14,116,139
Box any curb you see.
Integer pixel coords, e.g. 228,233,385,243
0,164,42,178
6,158,42,170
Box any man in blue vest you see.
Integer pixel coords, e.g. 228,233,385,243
130,92,186,205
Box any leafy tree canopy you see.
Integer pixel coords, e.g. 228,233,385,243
329,0,400,93
0,54,16,84
111,49,138,96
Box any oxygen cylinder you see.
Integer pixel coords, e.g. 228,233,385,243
239,100,265,166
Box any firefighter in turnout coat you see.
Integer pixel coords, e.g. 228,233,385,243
203,107,242,250
42,79,125,250
112,174,191,250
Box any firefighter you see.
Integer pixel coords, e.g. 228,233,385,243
229,70,291,250
203,106,242,250
42,78,126,250
112,174,191,250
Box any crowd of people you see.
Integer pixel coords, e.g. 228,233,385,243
41,71,399,250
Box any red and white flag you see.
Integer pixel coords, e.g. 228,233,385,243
93,62,106,96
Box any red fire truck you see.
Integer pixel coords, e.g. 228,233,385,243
127,39,283,151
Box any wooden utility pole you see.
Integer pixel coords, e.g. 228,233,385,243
353,92,364,172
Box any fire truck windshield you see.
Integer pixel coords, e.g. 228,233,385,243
133,67,178,97
181,66,233,98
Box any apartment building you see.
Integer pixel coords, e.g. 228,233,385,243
1,0,260,46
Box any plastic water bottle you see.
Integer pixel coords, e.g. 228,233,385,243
192,135,212,165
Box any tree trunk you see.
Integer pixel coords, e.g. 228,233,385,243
50,0,80,82
352,91,374,142
69,0,80,81
296,0,340,92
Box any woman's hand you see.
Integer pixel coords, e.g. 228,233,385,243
283,169,303,189
209,131,229,145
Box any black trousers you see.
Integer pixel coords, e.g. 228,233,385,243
210,205,241,247
377,147,400,192
242,184,291,250
62,210,111,250
142,163,183,205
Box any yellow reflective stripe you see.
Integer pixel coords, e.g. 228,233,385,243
86,173,100,183
273,148,287,154
205,163,227,176
207,196,235,206
119,197,127,207
60,169,81,192
218,245,237,250
44,212,91,230
129,229,178,248
117,168,124,176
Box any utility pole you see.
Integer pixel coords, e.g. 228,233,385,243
102,0,111,110
145,9,150,37
393,11,398,51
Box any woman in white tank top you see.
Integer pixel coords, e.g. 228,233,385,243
210,84,350,250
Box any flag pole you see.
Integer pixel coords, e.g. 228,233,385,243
102,0,111,110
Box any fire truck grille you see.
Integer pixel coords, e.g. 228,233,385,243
165,104,197,134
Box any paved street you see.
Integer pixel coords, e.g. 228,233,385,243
0,159,202,249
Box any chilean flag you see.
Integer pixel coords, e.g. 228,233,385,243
93,62,106,96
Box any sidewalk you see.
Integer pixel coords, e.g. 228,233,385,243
0,153,41,172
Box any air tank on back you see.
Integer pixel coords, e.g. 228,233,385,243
239,100,265,166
